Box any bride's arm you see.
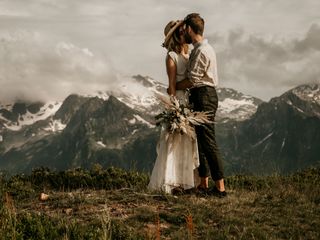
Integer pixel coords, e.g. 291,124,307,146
166,55,177,96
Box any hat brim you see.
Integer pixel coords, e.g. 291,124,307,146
162,20,183,48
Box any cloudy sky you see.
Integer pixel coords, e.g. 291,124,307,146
0,0,319,102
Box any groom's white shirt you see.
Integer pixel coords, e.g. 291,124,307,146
187,39,218,88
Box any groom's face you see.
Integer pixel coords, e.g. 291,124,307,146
184,25,193,44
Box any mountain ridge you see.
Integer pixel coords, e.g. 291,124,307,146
225,84,320,174
0,77,318,175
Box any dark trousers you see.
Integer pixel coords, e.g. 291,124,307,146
189,86,224,181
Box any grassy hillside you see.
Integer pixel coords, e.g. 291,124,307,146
0,166,319,239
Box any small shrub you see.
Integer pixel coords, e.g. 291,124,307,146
28,166,149,191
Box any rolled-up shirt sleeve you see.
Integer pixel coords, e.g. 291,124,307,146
187,50,209,84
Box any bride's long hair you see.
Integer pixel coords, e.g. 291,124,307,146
166,26,188,55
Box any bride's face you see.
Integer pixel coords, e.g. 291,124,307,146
178,27,186,44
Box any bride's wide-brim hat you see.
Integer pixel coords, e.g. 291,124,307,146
162,20,184,49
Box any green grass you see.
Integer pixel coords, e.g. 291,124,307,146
0,166,319,239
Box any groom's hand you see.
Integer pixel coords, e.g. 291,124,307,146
176,79,193,90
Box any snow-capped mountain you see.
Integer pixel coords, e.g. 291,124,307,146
276,84,320,118
0,75,262,136
0,101,62,131
216,88,263,122
291,84,320,103
224,83,320,175
0,101,66,153
0,95,158,173
91,75,167,115
0,75,265,172
93,75,263,121
1,76,318,175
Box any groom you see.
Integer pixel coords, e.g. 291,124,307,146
176,13,226,197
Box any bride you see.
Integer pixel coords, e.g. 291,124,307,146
148,20,200,194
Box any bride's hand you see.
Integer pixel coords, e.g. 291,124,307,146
167,87,176,96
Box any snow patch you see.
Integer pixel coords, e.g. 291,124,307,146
253,132,274,147
219,98,255,112
89,91,109,100
280,138,286,153
0,135,3,142
3,101,62,131
293,84,320,103
0,114,9,123
217,97,258,121
133,114,155,128
0,103,13,111
102,75,164,113
43,119,66,132
96,141,106,148
293,106,304,113
3,123,21,131
128,118,136,124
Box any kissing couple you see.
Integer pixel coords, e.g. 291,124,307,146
148,13,226,197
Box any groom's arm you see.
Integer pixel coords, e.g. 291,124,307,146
176,50,209,91
176,79,193,90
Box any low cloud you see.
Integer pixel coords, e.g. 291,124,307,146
0,1,319,101
212,24,320,100
294,24,320,52
0,31,117,102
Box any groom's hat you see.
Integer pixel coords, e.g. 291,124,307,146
162,20,183,49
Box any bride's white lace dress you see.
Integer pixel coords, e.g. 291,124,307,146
148,51,200,193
